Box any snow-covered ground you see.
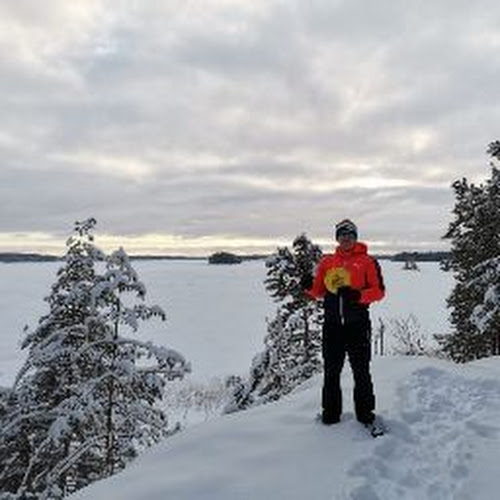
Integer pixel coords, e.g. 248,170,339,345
70,356,500,500
2,258,499,499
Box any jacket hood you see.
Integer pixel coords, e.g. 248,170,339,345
335,241,368,256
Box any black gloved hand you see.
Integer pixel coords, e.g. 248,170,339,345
337,286,361,303
300,274,314,290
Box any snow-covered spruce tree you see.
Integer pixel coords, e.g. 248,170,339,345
469,255,500,353
437,143,500,361
0,219,189,499
468,142,500,355
0,386,17,496
226,234,323,411
272,234,323,377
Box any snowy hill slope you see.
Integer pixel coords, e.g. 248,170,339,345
72,356,500,500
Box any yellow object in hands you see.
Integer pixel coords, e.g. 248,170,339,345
324,267,351,293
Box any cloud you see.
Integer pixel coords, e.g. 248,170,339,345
1,0,499,254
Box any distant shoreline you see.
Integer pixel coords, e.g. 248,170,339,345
0,253,209,263
0,253,61,263
0,251,450,263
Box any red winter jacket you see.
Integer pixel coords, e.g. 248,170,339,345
307,242,385,324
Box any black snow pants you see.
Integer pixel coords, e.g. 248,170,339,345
321,317,375,424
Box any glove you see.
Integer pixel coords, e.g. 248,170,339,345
300,274,314,290
337,286,361,303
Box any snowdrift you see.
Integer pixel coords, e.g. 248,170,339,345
71,357,500,500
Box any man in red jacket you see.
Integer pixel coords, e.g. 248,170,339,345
302,219,385,425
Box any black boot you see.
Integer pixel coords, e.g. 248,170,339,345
322,411,341,425
356,411,375,425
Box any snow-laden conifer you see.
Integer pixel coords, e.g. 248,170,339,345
0,219,189,499
467,155,500,354
226,234,322,411
470,256,500,346
265,234,323,385
437,143,500,361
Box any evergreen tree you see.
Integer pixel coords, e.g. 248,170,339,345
0,219,189,499
226,234,323,411
469,255,500,354
0,386,18,496
487,139,500,160
437,143,500,361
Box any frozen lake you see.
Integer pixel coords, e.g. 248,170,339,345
0,259,454,387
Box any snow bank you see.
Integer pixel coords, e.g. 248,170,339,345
71,357,500,500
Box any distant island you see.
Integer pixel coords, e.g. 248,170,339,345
208,252,243,265
386,251,450,262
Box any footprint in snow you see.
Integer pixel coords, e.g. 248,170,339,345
335,367,500,500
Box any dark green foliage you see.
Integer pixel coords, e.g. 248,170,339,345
437,143,500,361
487,140,500,160
226,234,323,412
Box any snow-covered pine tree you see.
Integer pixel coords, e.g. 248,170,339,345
226,234,323,411
468,144,500,355
0,219,189,499
251,309,297,403
0,386,17,496
267,234,323,383
469,255,500,354
437,143,500,361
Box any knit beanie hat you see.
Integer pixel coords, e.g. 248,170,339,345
335,219,358,240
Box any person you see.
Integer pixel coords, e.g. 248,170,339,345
301,219,385,425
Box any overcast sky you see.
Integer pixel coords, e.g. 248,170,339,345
1,0,499,255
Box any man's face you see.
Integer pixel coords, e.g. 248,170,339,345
337,232,356,251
